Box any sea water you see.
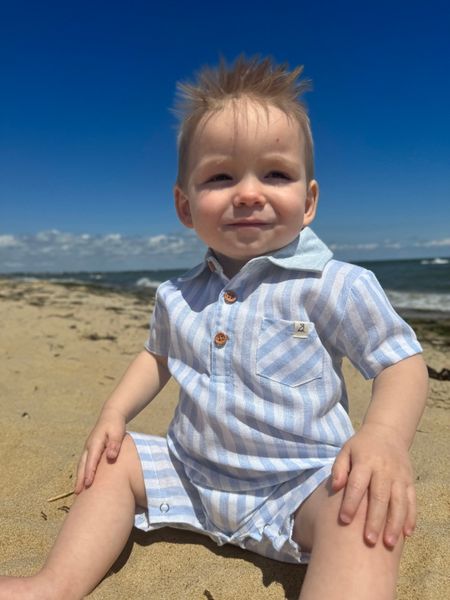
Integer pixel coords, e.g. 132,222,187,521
5,257,450,314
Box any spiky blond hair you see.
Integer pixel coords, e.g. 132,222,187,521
173,55,314,189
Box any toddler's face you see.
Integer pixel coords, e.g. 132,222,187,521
175,100,318,277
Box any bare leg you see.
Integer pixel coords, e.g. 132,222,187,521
294,478,403,600
0,434,147,600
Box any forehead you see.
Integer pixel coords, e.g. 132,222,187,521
190,99,304,156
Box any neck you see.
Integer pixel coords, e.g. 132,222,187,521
212,251,249,279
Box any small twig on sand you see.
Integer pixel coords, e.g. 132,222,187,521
427,366,450,381
47,490,75,503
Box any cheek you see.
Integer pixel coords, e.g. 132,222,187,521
279,199,305,221
193,195,223,220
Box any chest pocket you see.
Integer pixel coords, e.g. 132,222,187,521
256,318,323,387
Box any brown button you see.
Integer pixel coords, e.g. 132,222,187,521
223,290,237,304
214,332,228,347
207,259,216,272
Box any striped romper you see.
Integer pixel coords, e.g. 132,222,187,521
130,227,422,563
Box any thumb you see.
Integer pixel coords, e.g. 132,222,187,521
105,429,125,460
331,445,351,491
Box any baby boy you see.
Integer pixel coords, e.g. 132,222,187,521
0,56,428,600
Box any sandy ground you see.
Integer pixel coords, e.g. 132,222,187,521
0,279,449,599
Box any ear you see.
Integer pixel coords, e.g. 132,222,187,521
303,179,319,226
174,185,194,228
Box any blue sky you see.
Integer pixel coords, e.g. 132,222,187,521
1,0,449,272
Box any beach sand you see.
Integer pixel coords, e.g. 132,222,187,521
0,279,449,599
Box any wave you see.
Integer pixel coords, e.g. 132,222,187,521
48,276,87,285
386,290,450,312
420,258,449,265
13,276,39,283
135,277,163,289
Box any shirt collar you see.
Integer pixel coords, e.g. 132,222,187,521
178,227,333,282
262,227,333,272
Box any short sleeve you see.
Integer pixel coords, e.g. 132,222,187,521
144,285,170,358
334,270,422,379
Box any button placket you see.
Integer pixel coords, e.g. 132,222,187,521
211,290,237,350
210,284,238,378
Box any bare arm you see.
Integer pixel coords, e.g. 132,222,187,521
100,349,170,423
75,350,170,492
332,353,429,547
364,353,428,447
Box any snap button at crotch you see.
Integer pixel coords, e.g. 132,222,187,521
159,502,170,513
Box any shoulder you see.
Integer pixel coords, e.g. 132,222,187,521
314,260,389,322
321,259,382,291
155,262,206,299
318,259,376,293
322,258,369,279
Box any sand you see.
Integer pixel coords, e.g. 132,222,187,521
0,278,449,599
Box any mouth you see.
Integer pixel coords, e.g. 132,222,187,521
226,221,270,228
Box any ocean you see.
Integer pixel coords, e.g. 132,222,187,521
4,257,450,315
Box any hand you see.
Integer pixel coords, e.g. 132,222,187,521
74,407,126,494
331,423,416,548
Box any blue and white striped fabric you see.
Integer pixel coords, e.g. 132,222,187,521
131,227,422,563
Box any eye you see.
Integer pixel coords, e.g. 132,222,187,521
265,171,291,181
206,173,232,183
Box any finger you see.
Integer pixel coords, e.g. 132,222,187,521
75,450,88,495
105,433,124,461
331,445,351,492
383,481,407,548
84,440,106,487
364,473,391,545
403,484,417,537
339,467,371,524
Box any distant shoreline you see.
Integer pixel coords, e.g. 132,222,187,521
2,277,450,335
398,308,450,321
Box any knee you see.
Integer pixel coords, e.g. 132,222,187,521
119,433,136,459
294,478,370,549
93,434,145,503
95,434,138,479
120,435,147,505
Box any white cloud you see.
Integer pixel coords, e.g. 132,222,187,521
0,230,205,272
103,233,122,243
327,236,450,261
329,237,450,254
2,229,449,273
0,234,22,248
35,230,61,242
382,240,402,249
414,238,450,248
329,242,379,251
147,234,168,248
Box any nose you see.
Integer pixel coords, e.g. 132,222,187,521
232,176,266,207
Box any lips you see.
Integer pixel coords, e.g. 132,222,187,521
226,220,270,227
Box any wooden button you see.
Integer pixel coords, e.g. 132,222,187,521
214,332,228,347
223,290,237,304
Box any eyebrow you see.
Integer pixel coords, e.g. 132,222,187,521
195,154,301,170
258,155,302,173
194,156,231,171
